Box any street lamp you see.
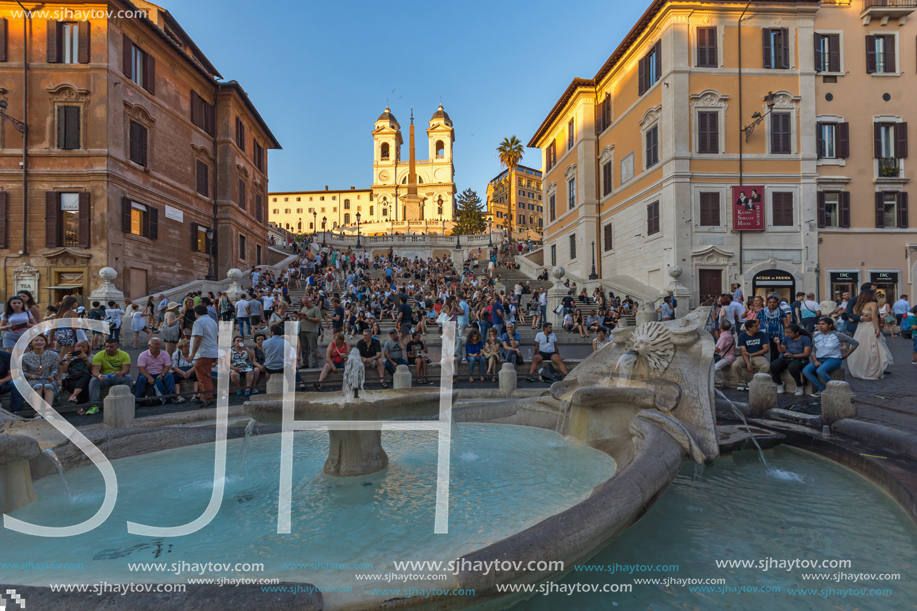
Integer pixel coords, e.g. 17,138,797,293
742,91,777,143
442,218,446,236
313,210,317,238
589,240,598,280
355,212,362,248
488,216,493,247
205,227,216,280
321,216,327,247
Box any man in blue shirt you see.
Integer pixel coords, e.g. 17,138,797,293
730,318,771,391
500,323,523,366
492,297,506,338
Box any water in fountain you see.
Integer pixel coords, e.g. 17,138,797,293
236,418,257,475
42,449,71,501
342,348,365,402
555,397,572,435
715,389,769,469
614,351,636,387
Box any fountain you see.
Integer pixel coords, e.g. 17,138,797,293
243,348,450,477
0,434,42,513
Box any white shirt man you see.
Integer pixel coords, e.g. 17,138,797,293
235,297,249,319
262,294,275,313
719,298,745,326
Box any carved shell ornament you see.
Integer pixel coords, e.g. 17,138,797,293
625,321,676,374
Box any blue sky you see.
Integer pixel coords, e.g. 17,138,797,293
157,0,651,198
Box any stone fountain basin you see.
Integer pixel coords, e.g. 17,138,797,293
242,388,454,424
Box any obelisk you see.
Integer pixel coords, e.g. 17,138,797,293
401,108,424,221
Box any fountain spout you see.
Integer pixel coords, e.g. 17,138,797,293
342,348,365,401
0,434,42,513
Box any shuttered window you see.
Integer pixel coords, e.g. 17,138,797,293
814,33,840,72
121,197,157,239
546,141,557,171
771,112,792,154
647,201,660,235
602,161,613,197
238,179,246,211
129,120,148,166
44,192,90,248
866,34,896,74
875,192,908,228
763,28,789,69
549,193,556,222
696,27,717,67
638,40,662,95
235,117,246,151
699,192,720,226
190,91,215,136
697,111,718,154
817,191,850,228
603,223,613,252
122,34,155,94
253,140,264,172
196,160,209,197
569,235,576,260
239,234,247,260
645,125,659,168
255,193,263,223
772,192,794,226
567,118,575,150
47,21,89,63
57,105,80,149
0,17,8,63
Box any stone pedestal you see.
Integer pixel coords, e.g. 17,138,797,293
0,434,41,513
665,266,691,318
499,362,517,397
748,373,777,417
324,429,388,476
636,300,656,326
266,373,284,395
88,267,125,305
225,268,244,302
822,381,856,425
393,364,412,389
103,385,135,429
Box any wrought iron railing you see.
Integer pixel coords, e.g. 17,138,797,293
864,0,917,9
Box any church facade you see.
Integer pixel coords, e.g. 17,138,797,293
269,105,456,235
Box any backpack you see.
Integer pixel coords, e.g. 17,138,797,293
540,362,561,383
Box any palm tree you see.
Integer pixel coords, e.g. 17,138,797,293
497,136,524,236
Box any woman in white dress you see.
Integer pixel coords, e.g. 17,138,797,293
846,288,890,380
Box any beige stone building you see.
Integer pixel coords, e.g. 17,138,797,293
0,0,279,305
486,164,544,237
529,0,916,306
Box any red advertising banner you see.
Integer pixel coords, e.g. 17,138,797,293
732,186,765,231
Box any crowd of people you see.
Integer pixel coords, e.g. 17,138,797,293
709,283,915,395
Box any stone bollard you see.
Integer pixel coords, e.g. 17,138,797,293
103,384,135,429
499,362,517,397
393,364,412,389
266,373,284,395
821,381,856,425
748,373,777,417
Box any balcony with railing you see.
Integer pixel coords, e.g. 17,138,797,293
877,157,902,178
862,0,916,25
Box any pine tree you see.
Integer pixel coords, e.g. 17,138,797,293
452,188,487,235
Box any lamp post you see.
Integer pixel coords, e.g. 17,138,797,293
442,218,446,236
321,216,327,247
488,216,493,247
742,91,777,143
205,227,216,280
588,240,598,280
355,212,362,248
312,210,317,239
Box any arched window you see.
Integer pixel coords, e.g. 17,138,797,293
309,222,313,230
344,213,351,225
285,222,290,229
344,199,350,209
437,196,443,216
381,142,390,160
333,221,338,228
435,140,445,158
297,220,302,231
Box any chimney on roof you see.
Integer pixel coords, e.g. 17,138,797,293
351,186,355,190
325,185,329,191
